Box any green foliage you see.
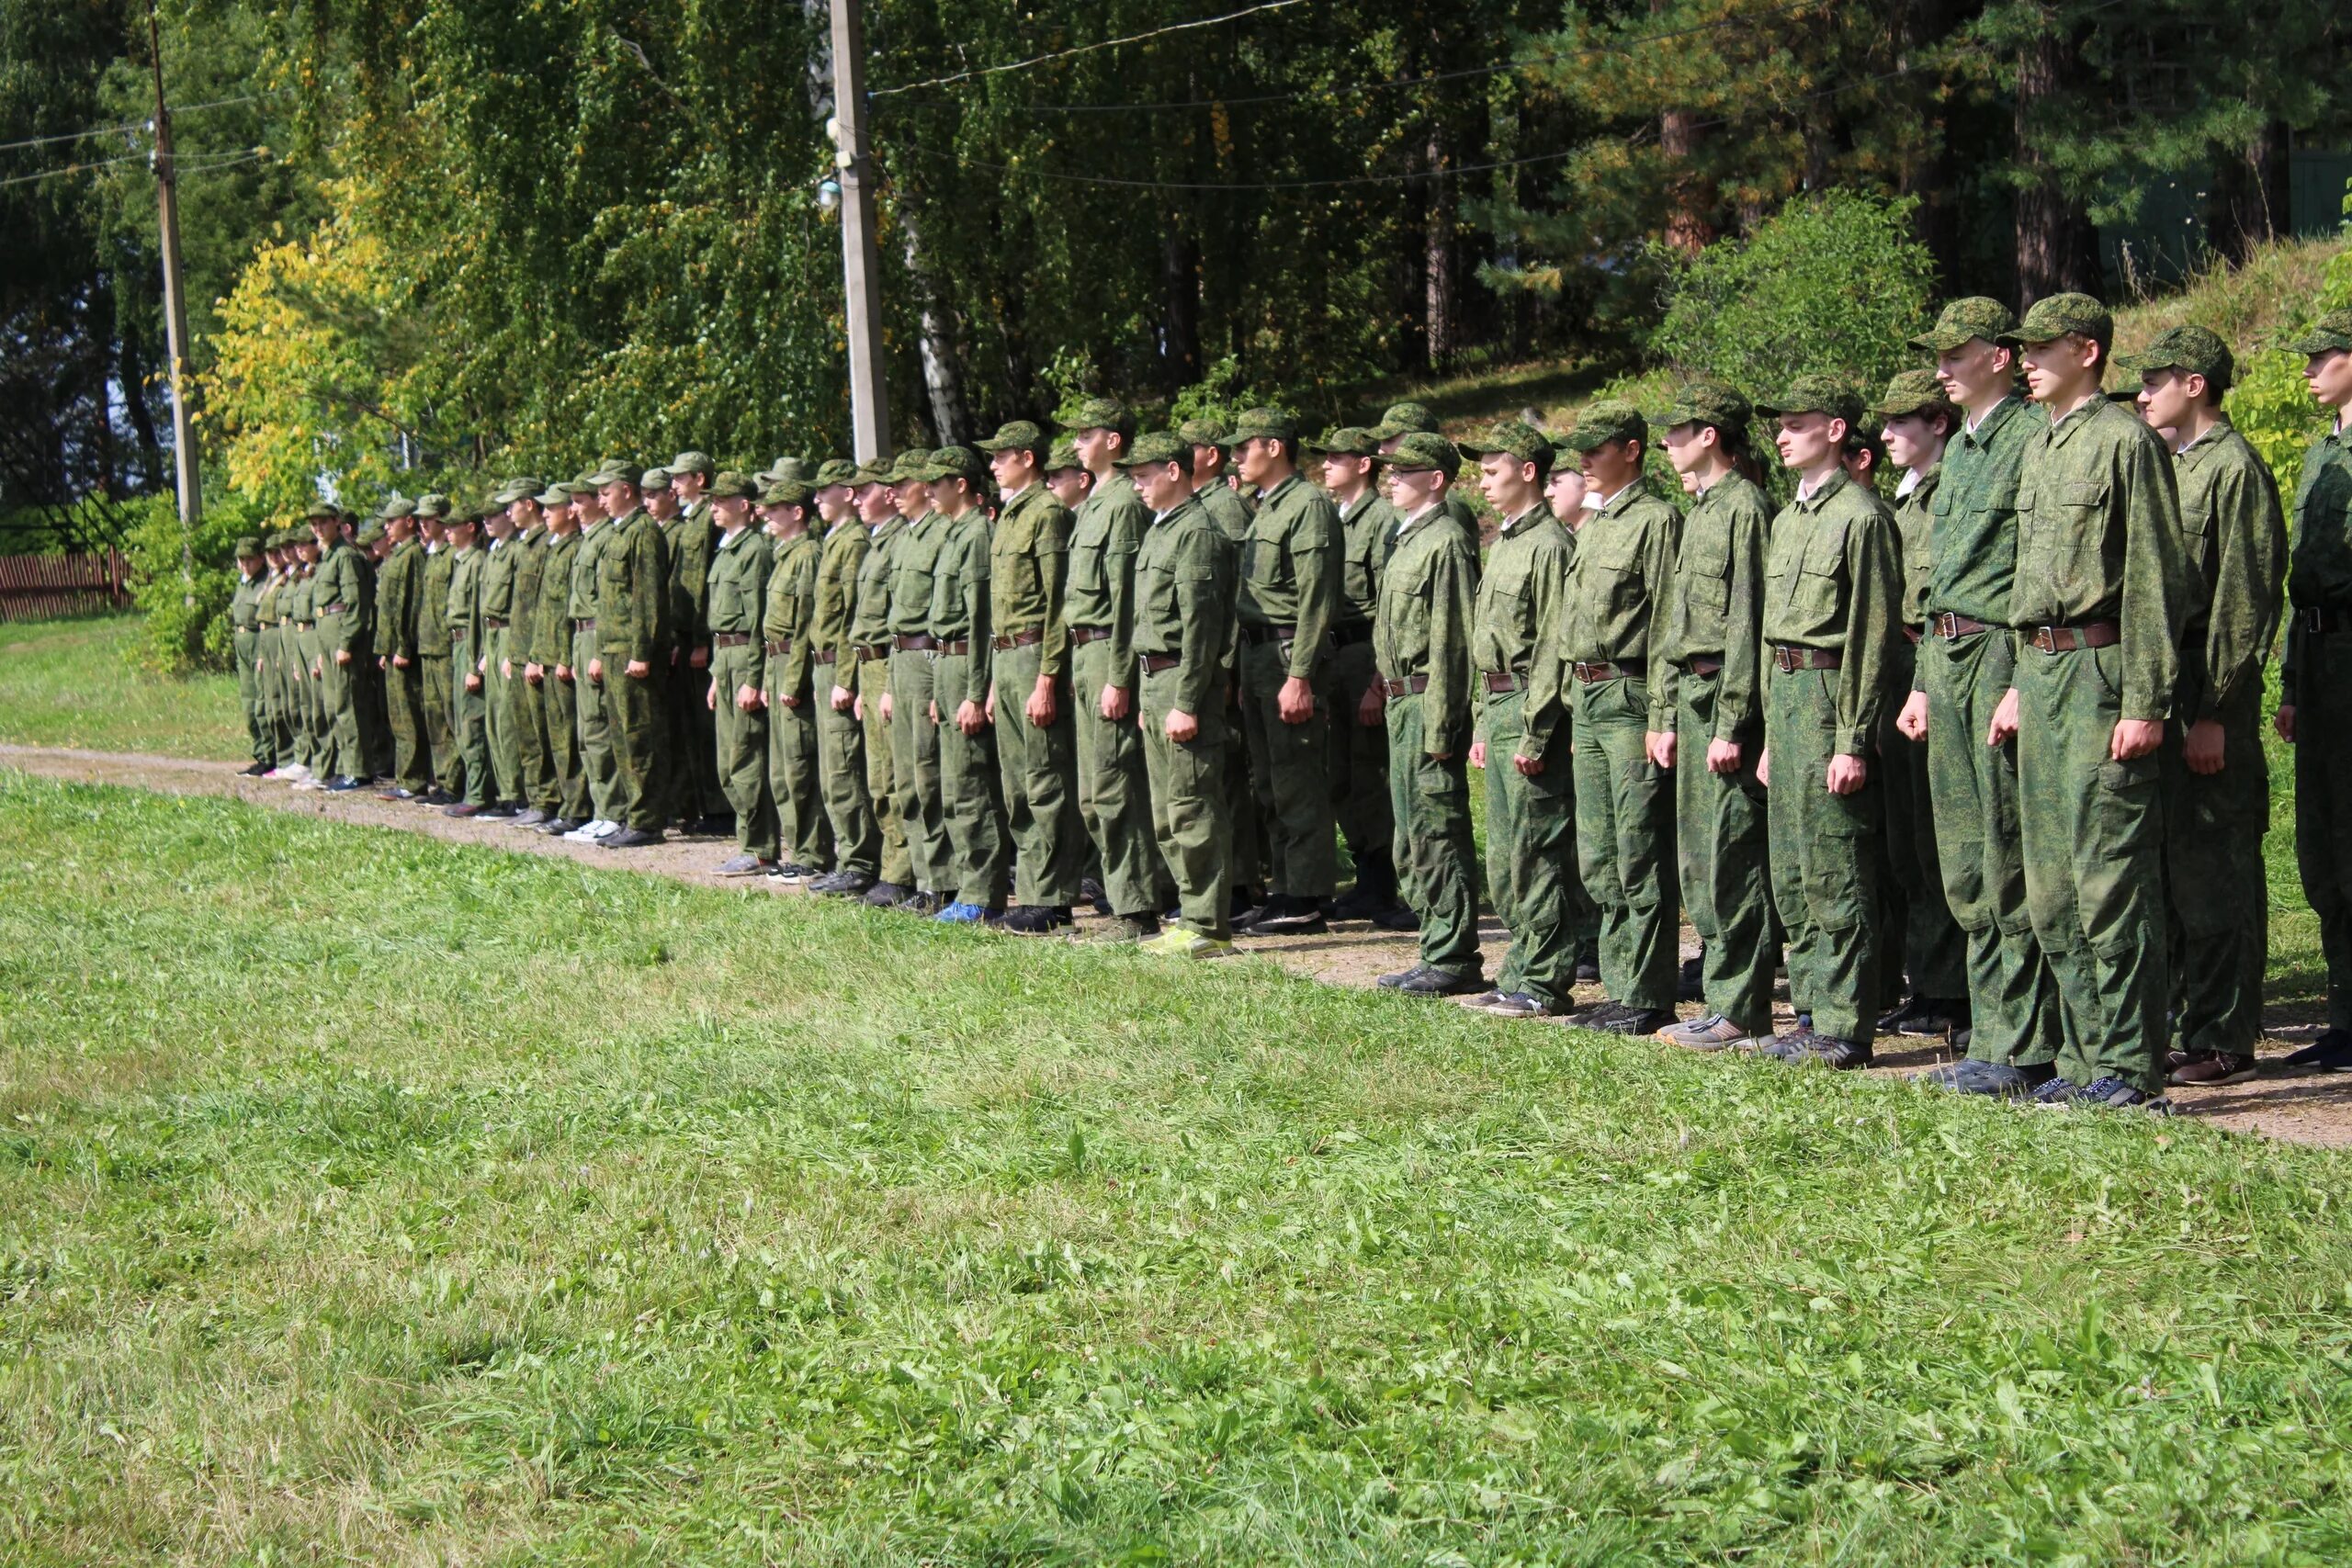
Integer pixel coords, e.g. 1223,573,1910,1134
121,491,267,674
2224,206,2352,497
1169,355,1262,429
1650,192,1937,401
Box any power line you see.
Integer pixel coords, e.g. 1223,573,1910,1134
0,92,280,157
0,142,272,191
0,151,148,189
872,0,1308,97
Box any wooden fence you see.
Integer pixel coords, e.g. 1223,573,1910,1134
0,550,131,623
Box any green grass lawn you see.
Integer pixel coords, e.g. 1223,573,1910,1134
0,614,246,760
2,773,2349,1564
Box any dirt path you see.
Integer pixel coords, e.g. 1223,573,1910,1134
9,742,2349,1149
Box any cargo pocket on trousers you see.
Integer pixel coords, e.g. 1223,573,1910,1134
1804,772,1873,932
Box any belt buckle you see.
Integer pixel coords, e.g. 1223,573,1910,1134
2307,607,2330,636
2030,626,2059,654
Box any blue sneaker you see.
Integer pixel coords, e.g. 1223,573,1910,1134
933,901,989,923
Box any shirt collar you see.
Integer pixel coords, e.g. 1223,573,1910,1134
1963,393,2023,441
1258,472,1302,507
1396,502,1442,536
1794,468,1848,507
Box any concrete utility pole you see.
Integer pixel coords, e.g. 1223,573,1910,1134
827,0,891,462
146,0,201,601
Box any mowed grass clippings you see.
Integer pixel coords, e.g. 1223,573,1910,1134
1,776,2349,1566
0,615,246,761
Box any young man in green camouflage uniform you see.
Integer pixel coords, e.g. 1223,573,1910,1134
1315,426,1404,925
413,498,460,805
2119,326,2287,1086
762,476,831,880
474,500,523,816
439,511,494,814
307,502,375,790
1457,425,1586,1019
254,536,294,775
1750,378,1905,1068
1372,401,1482,542
979,421,1088,933
925,447,1012,922
231,536,269,775
528,485,587,834
1653,384,1778,1049
1182,418,1263,914
372,501,433,800
1122,432,1240,959
2002,294,2191,1111
849,463,917,904
807,460,882,897
1231,408,1342,935
2277,309,2352,1073
881,450,951,911
1556,401,1681,1034
591,462,674,847
499,479,556,826
663,453,729,834
705,471,776,875
1366,432,1483,996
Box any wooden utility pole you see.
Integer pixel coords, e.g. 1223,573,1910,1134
146,0,201,602
828,0,891,462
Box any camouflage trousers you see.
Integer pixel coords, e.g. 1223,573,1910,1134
1876,637,1966,1008
768,671,831,873
992,640,1087,908
1326,635,1393,887
1071,637,1161,919
1482,688,1591,1011
420,652,458,795
545,666,586,822
384,657,433,793
813,657,879,878
571,628,619,823
1675,667,1776,1035
1138,664,1231,937
1764,665,1882,1047
856,656,910,886
2295,626,2352,1032
1386,692,1480,980
447,637,492,807
888,649,950,894
933,652,1010,908
1239,637,1338,899
2166,682,2269,1057
2016,643,2169,1094
605,658,670,833
711,643,776,861
234,629,268,766
670,653,727,821
1572,673,1678,1010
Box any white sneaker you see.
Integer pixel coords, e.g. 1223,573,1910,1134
291,777,326,792
560,819,603,842
588,819,621,839
262,767,288,780
284,763,313,781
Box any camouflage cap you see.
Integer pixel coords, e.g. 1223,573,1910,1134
2114,325,2234,389
886,449,933,484
444,507,481,529
2284,309,2352,356
1458,418,1553,464
1369,401,1439,441
1872,367,1960,421
850,460,893,487
1227,406,1299,446
584,458,643,487
496,476,544,505
708,469,756,501
1177,417,1229,450
1661,381,1752,432
379,496,416,521
1115,431,1191,469
812,458,860,488
1068,396,1134,438
928,446,986,486
1377,431,1462,475
301,500,337,523
1307,425,1380,458
536,485,571,507
413,493,449,519
2004,292,2112,350
975,420,1048,457
669,450,714,478
558,478,596,498
1045,436,1082,473
1909,297,2018,355
639,467,673,491
1756,375,1864,429
234,535,264,558
1559,400,1650,454
759,477,815,507
354,520,386,547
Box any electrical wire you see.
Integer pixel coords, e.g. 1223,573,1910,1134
0,142,272,190
0,92,282,157
872,0,1309,96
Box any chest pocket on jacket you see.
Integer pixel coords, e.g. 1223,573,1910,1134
1246,520,1294,591
1681,526,1732,615
2020,479,2109,605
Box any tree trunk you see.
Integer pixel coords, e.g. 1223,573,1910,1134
116,319,164,492
2212,118,2290,265
896,207,968,447
1161,219,1201,392
2013,16,2101,303
1424,124,1455,371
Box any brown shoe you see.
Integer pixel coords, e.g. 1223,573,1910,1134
2168,1053,2256,1087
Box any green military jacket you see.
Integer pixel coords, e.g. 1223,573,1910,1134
1762,468,1905,759
2281,420,2352,707
254,570,285,632
1443,492,1483,545
1336,491,1399,630
706,522,772,688
1237,472,1341,678
1893,463,1940,628
2171,418,2286,725
990,485,1072,678
1561,479,1679,724
667,502,718,660
568,520,610,626
310,538,370,654
1068,473,1149,682
1474,505,1574,763
417,545,455,657
763,530,820,698
446,545,485,664
1925,393,2034,626
531,530,580,667
286,565,315,633
2010,392,2190,722
377,538,423,661
1662,471,1770,743
1134,494,1237,718
509,528,547,666
480,534,518,636
230,571,263,634
885,510,945,643
929,508,994,707
812,517,870,669
596,509,672,667
1373,503,1479,758
1195,480,1252,546
847,514,901,653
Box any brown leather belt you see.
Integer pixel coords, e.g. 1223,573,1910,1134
856,642,891,662
893,634,939,652
1239,622,1300,647
1331,621,1373,647
812,647,839,666
573,617,597,632
1571,660,1640,683
2301,607,2352,635
1483,670,1529,694
1069,624,1113,645
1901,626,1922,645
936,638,973,657
993,629,1044,650
764,637,793,658
1771,646,1842,671
1139,652,1182,673
2026,621,2120,654
1683,654,1724,676
711,632,752,649
1382,675,1429,698
1928,612,1991,640
482,616,506,630
294,621,315,631
320,604,347,616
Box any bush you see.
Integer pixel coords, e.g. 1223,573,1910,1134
2223,210,2352,499
1649,191,1937,405
125,489,270,674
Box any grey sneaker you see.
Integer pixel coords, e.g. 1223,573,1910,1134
1456,988,1510,1010
1917,1057,2052,1098
1658,1013,1752,1052
1482,992,1555,1020
1795,1033,1872,1071
716,853,774,877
